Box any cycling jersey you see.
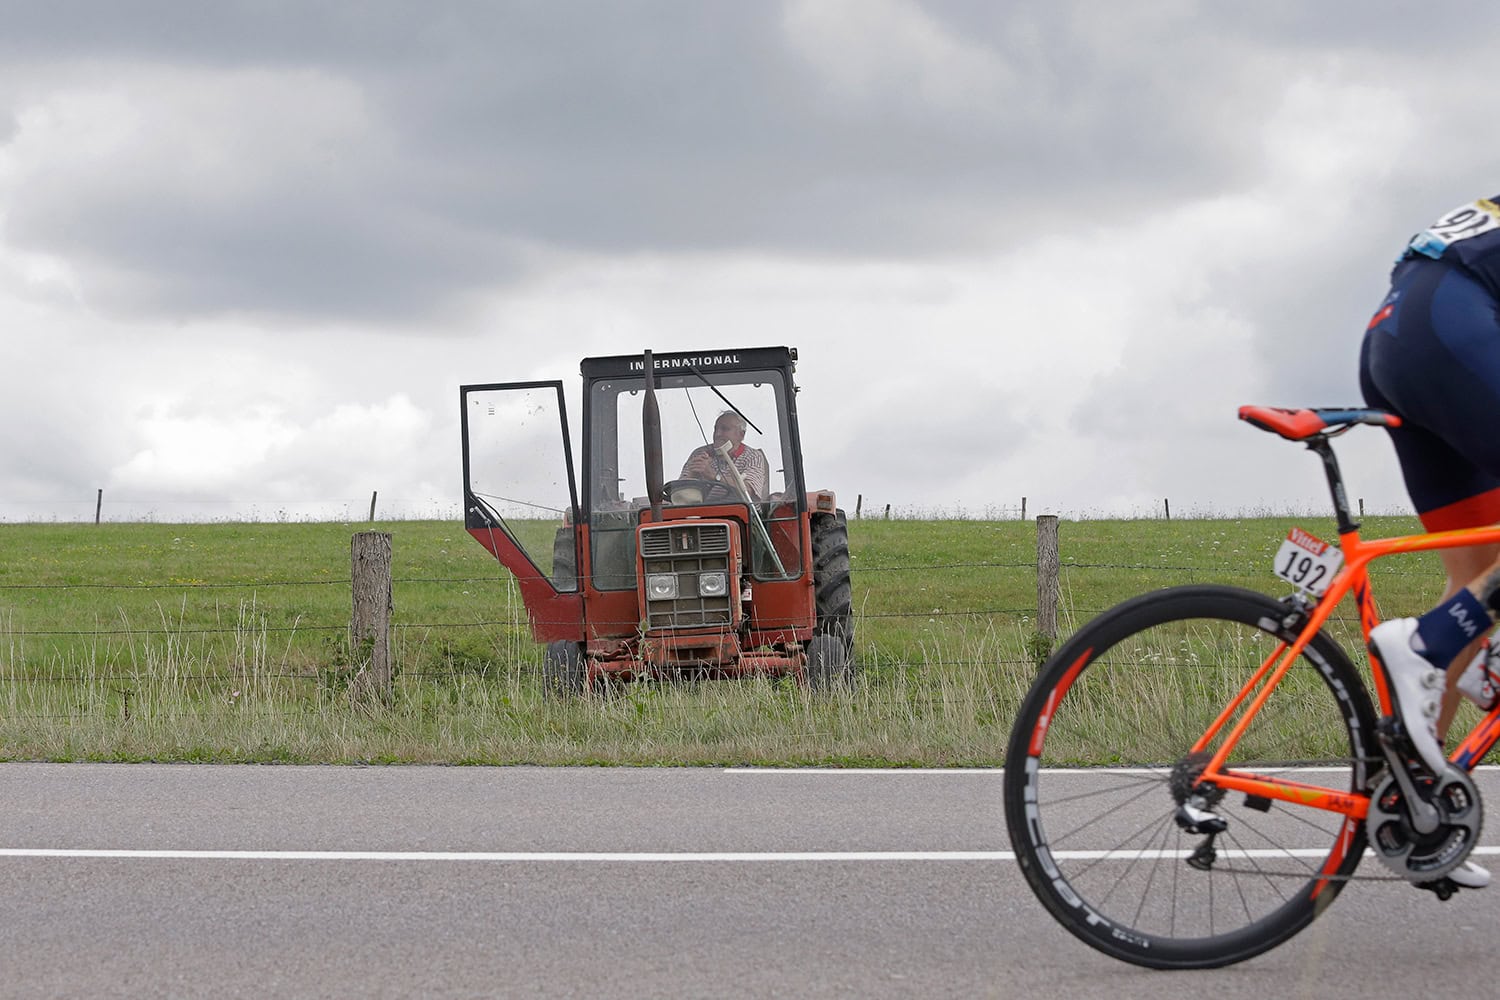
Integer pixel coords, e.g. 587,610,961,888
1404,196,1500,300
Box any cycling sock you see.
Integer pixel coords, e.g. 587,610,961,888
1411,590,1492,671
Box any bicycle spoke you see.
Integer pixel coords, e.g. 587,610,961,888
1038,772,1166,808
1128,814,1177,928
1093,809,1177,908
1215,797,1336,876
1217,827,1294,912
1045,778,1172,857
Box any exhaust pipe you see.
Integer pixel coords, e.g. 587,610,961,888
642,349,664,521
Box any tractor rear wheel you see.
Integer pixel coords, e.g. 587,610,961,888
811,510,854,657
542,640,585,695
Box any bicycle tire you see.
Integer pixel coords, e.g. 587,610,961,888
1003,584,1378,969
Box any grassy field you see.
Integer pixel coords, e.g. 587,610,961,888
0,514,1455,765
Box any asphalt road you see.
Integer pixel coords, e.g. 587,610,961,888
1,764,1497,999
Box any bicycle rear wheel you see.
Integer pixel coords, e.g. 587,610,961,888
1003,585,1378,969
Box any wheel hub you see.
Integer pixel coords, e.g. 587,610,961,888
1169,750,1227,809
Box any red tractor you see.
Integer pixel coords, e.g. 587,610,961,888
460,347,854,692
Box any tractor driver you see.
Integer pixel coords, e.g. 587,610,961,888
680,410,770,501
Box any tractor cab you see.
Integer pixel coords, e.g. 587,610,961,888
460,346,853,692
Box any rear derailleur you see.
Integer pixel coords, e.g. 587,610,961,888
1171,750,1234,870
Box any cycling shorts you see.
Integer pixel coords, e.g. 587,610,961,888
1360,255,1500,531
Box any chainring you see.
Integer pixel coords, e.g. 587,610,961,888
1367,766,1483,882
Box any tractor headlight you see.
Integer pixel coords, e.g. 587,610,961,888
646,573,679,600
698,572,727,597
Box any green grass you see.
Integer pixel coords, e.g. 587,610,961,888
0,514,1454,764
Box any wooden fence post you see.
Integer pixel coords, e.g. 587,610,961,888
1037,515,1060,641
856,494,862,519
95,489,103,525
369,491,378,522
1021,497,1027,521
350,531,393,704
884,504,891,520
1164,498,1171,520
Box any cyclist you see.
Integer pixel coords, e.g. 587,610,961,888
1363,195,1500,889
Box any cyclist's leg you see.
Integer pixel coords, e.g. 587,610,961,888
1361,257,1500,775
1436,544,1500,736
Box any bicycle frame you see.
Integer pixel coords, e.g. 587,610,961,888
1195,428,1500,821
1002,405,1500,969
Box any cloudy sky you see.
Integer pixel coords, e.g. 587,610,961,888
3,0,1498,524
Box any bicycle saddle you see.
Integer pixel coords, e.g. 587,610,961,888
1238,405,1402,441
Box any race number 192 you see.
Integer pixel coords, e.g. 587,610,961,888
1272,527,1343,595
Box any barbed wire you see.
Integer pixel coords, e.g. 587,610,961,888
0,575,519,592
0,558,1434,594
0,660,1040,686
0,580,350,591
5,610,1378,645
7,619,539,637
1,610,1039,639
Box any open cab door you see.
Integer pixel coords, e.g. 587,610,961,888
460,381,584,641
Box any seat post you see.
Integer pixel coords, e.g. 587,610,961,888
1308,436,1359,535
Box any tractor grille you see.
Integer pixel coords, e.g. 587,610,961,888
640,523,734,630
640,523,730,557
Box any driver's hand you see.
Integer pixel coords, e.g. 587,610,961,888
683,451,715,479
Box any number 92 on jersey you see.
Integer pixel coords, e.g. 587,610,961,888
1272,527,1344,595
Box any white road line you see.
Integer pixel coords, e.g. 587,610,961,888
1049,846,1500,861
723,773,1002,779
4,846,1499,862
723,766,1500,775
0,849,1011,862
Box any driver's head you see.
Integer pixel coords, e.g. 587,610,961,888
712,411,747,449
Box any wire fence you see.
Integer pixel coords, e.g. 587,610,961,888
0,511,1457,771
0,514,1445,720
1,488,1418,527
0,555,1435,678
0,493,464,525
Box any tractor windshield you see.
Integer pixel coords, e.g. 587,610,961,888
586,364,803,591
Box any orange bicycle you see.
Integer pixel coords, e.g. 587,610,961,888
1003,406,1500,969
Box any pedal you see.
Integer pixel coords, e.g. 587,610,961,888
1415,878,1458,901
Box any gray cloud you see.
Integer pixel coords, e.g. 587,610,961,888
0,2,1334,324
3,1,1499,521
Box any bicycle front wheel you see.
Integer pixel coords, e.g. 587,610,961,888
1003,585,1378,969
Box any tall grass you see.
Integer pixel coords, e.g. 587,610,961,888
0,515,1448,764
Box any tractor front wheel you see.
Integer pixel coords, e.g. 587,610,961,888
806,634,854,690
551,526,578,591
542,640,585,695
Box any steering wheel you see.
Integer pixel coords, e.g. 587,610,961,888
663,478,741,504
